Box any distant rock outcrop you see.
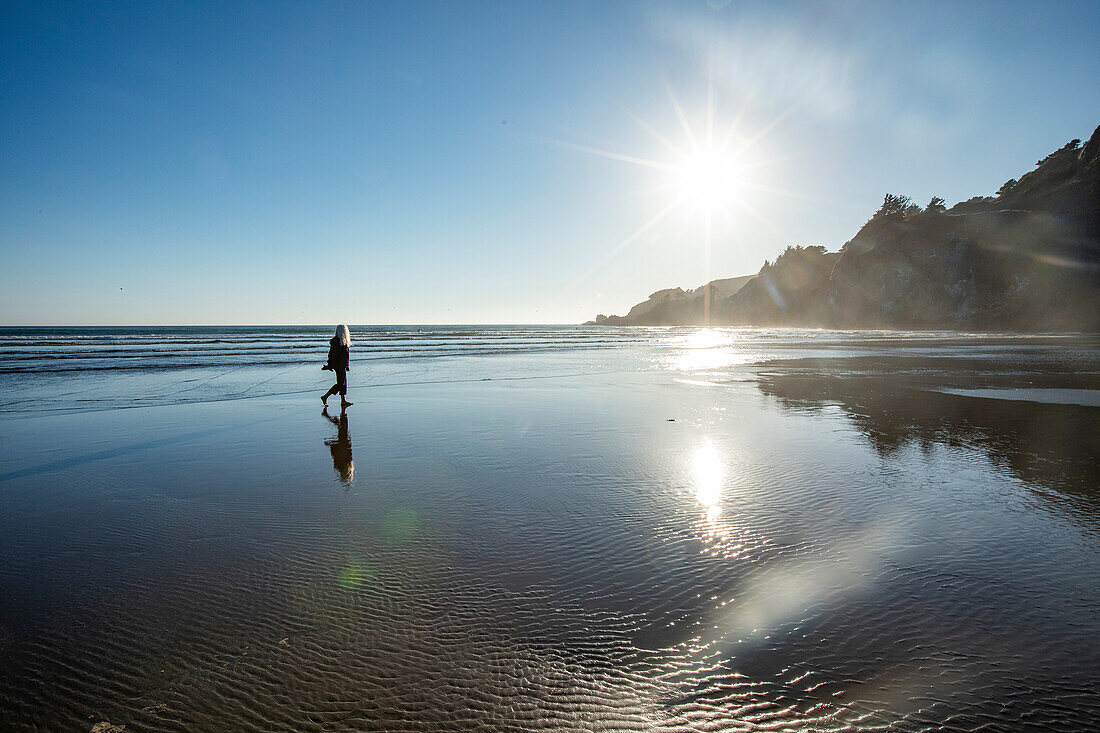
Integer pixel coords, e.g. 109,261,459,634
587,276,754,326
589,125,1100,331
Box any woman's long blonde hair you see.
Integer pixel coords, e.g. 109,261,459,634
335,324,351,347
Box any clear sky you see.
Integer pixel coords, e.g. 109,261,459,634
2,0,1098,325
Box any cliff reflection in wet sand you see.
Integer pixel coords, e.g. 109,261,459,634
756,357,1100,514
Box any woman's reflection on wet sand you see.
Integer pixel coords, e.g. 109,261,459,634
322,407,354,487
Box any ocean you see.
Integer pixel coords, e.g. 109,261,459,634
0,325,651,415
4,325,1096,414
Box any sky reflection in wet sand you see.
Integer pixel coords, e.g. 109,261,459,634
0,328,1097,730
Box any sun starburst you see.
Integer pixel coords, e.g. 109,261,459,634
560,78,809,318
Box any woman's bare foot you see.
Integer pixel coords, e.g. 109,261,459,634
341,400,353,409
322,396,328,407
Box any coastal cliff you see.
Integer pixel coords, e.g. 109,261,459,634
590,275,754,326
588,125,1100,331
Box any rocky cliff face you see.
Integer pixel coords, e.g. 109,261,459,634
589,276,754,326
720,246,838,327
590,125,1100,331
823,208,1097,330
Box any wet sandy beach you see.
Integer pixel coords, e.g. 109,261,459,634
1,328,1098,731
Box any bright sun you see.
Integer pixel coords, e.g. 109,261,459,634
561,81,792,303
673,145,745,212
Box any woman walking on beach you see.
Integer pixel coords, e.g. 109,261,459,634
322,325,353,409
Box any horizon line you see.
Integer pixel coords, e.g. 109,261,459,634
0,322,589,328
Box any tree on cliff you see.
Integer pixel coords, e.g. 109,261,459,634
1037,138,1081,166
874,194,911,220
873,194,922,221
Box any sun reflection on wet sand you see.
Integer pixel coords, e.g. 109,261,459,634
684,328,730,350
689,441,757,562
672,328,759,372
693,442,724,521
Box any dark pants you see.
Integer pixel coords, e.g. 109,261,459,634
324,369,347,399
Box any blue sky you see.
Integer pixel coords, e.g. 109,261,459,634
2,0,1098,325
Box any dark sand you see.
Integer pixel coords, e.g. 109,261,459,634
1,330,1098,731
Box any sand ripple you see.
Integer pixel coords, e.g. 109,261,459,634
1,339,1098,731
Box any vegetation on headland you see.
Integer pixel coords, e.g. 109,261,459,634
588,125,1100,331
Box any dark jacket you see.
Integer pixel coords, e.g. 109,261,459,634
326,337,350,372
